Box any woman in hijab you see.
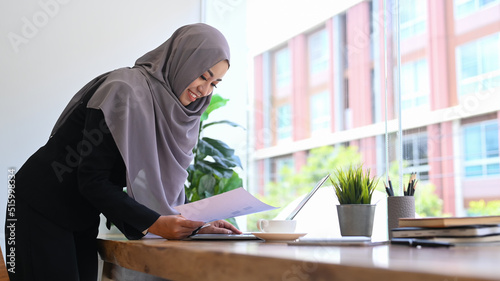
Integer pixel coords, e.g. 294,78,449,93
5,23,240,281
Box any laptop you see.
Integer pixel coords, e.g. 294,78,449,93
187,174,330,241
285,174,330,220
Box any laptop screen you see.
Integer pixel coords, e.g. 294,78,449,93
285,174,330,220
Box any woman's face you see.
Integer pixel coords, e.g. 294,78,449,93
179,60,229,106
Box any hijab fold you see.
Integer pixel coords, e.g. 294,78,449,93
52,23,230,218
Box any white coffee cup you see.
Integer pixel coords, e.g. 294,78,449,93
257,219,297,233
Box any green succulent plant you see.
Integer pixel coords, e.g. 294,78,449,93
330,165,379,204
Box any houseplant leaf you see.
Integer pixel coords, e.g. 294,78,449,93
203,137,236,158
198,174,216,198
200,94,228,122
218,171,243,193
203,120,245,130
330,165,379,205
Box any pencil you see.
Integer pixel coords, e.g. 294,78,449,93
411,173,416,196
411,178,418,196
388,176,394,196
384,180,392,197
406,179,411,196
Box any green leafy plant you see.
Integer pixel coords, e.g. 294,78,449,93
330,165,379,204
467,200,500,216
184,94,245,226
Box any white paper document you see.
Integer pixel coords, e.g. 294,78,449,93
174,187,277,222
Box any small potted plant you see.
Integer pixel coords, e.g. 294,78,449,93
330,165,379,236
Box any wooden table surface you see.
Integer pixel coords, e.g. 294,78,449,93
97,235,500,281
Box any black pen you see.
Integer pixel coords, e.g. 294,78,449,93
188,223,211,237
391,238,453,248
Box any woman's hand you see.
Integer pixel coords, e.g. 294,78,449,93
148,215,204,240
197,220,242,235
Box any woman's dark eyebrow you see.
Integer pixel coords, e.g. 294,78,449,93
207,69,222,81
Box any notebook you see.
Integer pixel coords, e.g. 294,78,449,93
398,215,500,228
188,174,330,241
392,225,500,238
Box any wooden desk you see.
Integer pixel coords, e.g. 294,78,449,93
97,235,500,281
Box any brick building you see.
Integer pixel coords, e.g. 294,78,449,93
251,0,500,216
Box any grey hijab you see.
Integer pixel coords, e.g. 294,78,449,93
53,23,230,217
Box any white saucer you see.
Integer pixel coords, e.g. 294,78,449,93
252,232,307,242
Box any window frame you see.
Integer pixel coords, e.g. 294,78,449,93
399,0,427,39
274,47,292,89
454,0,500,19
309,91,331,135
276,104,293,142
400,59,430,112
462,120,500,178
402,131,430,181
308,28,329,75
455,33,500,97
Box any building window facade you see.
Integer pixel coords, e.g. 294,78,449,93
400,0,427,39
277,104,292,141
401,59,430,111
274,47,291,89
454,0,500,18
403,132,430,180
273,156,294,182
462,121,500,177
308,28,329,75
310,91,331,135
456,33,500,97
251,0,500,218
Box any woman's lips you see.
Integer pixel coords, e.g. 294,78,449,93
188,90,198,102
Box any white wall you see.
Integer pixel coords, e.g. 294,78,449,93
0,0,202,254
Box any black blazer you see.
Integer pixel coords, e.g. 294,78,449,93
15,90,160,239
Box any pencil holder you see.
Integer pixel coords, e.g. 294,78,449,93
387,196,415,239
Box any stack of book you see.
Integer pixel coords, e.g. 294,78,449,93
391,215,500,246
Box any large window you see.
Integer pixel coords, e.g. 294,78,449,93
250,0,500,225
399,0,427,39
308,28,329,75
400,59,430,111
310,91,331,134
454,0,500,18
402,132,429,180
277,104,292,141
274,47,291,88
462,121,500,177
273,156,294,182
456,33,500,97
